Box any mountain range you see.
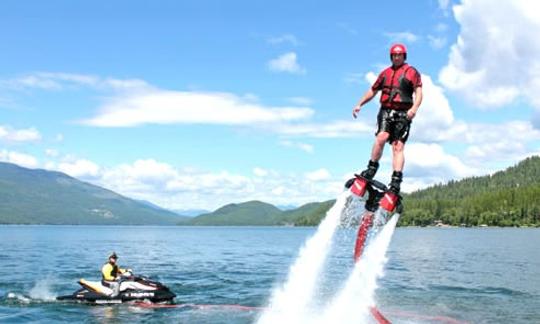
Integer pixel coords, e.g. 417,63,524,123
183,156,540,227
1,156,539,226
0,162,188,225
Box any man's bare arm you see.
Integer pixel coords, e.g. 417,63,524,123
353,88,378,118
407,86,423,120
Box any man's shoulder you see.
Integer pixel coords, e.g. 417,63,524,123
380,66,393,74
404,64,420,74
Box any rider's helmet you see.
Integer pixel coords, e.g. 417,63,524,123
390,43,407,60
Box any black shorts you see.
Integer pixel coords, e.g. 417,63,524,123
376,108,412,143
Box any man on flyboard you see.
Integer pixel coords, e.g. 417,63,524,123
352,43,423,195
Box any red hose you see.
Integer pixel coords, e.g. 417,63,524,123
354,213,373,262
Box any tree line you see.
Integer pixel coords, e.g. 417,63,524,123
293,156,540,227
400,156,540,227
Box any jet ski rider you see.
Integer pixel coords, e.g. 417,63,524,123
101,252,130,297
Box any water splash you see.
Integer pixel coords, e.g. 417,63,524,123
3,277,58,306
340,195,366,228
319,213,399,324
5,292,31,304
260,195,399,324
257,191,351,324
29,276,57,302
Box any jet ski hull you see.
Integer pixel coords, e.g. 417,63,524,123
57,274,176,304
57,287,176,304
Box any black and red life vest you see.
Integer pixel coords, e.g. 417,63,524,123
375,63,418,109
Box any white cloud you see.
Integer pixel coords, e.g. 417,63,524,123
268,52,306,74
402,143,477,193
298,143,314,154
45,149,59,157
280,140,314,153
438,0,451,11
428,35,447,49
253,167,269,177
271,186,286,196
407,143,473,177
439,0,540,109
267,34,300,46
109,159,179,186
57,159,101,179
435,23,449,33
0,125,41,143
96,159,342,210
37,156,346,210
459,121,540,165
288,97,313,106
410,74,460,142
305,168,331,182
365,71,378,84
1,72,149,92
1,73,96,90
384,31,420,43
242,93,260,102
3,73,316,129
100,78,150,91
275,120,373,138
55,134,64,142
3,75,62,90
0,150,39,168
83,90,314,127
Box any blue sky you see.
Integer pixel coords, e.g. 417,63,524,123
1,0,539,211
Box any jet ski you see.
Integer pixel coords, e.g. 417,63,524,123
57,271,176,304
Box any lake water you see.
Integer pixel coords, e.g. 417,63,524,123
0,225,539,323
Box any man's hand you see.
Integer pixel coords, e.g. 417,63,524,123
352,105,361,118
352,88,377,119
407,109,417,120
408,87,422,120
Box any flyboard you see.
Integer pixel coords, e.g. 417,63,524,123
344,174,402,261
344,174,403,324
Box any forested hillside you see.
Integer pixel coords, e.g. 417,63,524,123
401,156,540,226
0,162,183,224
283,156,540,227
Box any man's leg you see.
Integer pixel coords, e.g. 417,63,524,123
391,140,405,171
389,140,405,193
361,132,389,179
110,281,120,297
371,132,390,162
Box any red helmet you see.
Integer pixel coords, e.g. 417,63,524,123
390,43,407,60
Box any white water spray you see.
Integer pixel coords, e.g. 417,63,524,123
6,292,31,304
5,277,58,304
258,191,351,324
29,277,57,302
319,213,399,324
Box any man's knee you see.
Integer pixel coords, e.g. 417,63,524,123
392,141,405,153
376,132,390,144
